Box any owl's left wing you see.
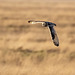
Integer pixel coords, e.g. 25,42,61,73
48,26,59,46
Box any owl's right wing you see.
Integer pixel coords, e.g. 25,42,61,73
48,26,59,46
28,20,45,24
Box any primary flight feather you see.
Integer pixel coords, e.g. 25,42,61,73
28,20,59,46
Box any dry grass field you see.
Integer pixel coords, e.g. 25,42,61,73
0,1,75,75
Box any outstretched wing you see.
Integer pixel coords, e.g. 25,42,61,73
48,26,59,46
28,20,45,24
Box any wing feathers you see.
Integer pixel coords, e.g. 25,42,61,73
28,20,45,24
49,26,59,46
28,20,59,46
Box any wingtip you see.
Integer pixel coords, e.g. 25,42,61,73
28,20,31,23
53,41,59,47
28,20,34,23
56,44,59,46
54,43,59,46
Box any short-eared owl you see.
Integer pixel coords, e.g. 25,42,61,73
28,20,59,46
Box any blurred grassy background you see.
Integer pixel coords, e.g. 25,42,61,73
0,0,75,75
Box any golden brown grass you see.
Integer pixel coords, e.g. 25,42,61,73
0,1,75,75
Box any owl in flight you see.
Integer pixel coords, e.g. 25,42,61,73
28,20,59,46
